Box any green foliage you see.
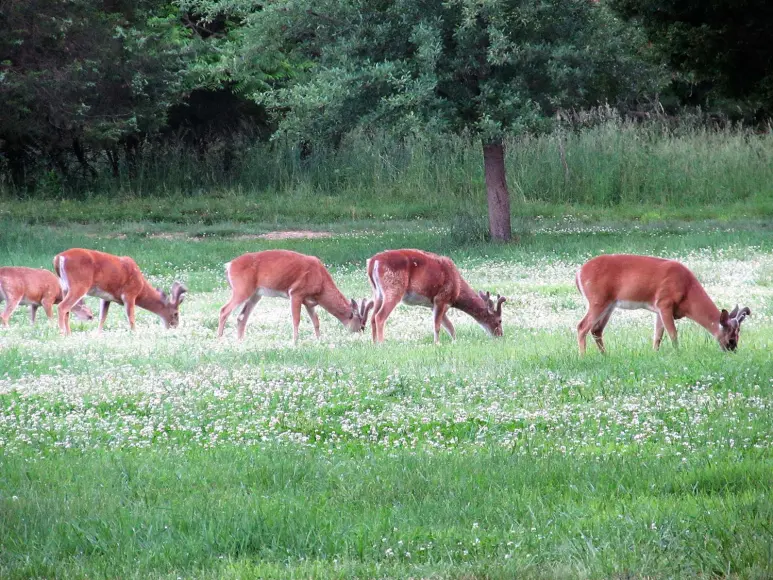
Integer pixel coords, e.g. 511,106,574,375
610,0,773,113
226,0,663,144
176,0,292,96
0,0,195,187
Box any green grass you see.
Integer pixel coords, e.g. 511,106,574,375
3,450,772,579
1,212,773,578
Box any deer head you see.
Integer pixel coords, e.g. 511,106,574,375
71,298,94,322
477,291,506,337
344,298,373,333
344,298,365,332
157,282,187,328
718,305,751,351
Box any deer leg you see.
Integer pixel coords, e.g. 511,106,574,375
58,287,88,336
290,295,304,345
236,295,261,340
653,315,665,350
370,295,384,342
305,304,321,339
98,300,110,333
432,302,451,344
42,299,55,321
1,295,22,327
124,299,136,331
590,309,614,354
441,314,456,340
657,305,678,349
368,274,384,342
577,303,612,355
217,291,250,338
29,305,39,325
372,292,402,343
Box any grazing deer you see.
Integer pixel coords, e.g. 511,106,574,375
54,249,187,335
0,267,93,326
217,249,372,342
576,254,751,354
367,249,505,343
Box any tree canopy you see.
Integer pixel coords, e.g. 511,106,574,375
0,0,196,184
196,0,659,239
223,0,657,142
610,0,773,114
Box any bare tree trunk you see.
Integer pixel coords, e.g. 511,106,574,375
106,147,120,179
483,140,512,242
72,138,97,179
124,136,139,180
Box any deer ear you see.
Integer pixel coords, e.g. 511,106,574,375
729,305,739,318
171,282,187,305
360,299,374,325
737,306,751,324
719,309,730,327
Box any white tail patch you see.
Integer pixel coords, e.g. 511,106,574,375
58,257,70,292
576,268,588,306
371,260,384,300
224,261,233,289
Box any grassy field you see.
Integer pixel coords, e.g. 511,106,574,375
1,214,773,579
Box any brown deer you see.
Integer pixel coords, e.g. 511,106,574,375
54,248,187,335
576,254,751,353
367,249,505,343
0,267,93,326
217,249,372,342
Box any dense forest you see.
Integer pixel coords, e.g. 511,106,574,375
2,0,772,238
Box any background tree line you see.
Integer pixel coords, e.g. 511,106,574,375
1,0,772,238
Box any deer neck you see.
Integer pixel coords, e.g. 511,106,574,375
315,282,353,325
452,280,491,324
135,283,167,318
685,283,723,338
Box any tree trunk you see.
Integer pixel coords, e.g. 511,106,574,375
106,147,120,179
483,140,512,242
72,138,97,179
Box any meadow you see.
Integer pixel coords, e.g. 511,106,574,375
1,207,772,579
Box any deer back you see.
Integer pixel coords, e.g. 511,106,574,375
370,249,461,302
1,267,54,303
578,254,695,305
56,249,146,301
227,250,329,297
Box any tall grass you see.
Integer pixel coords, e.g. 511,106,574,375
2,116,773,223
